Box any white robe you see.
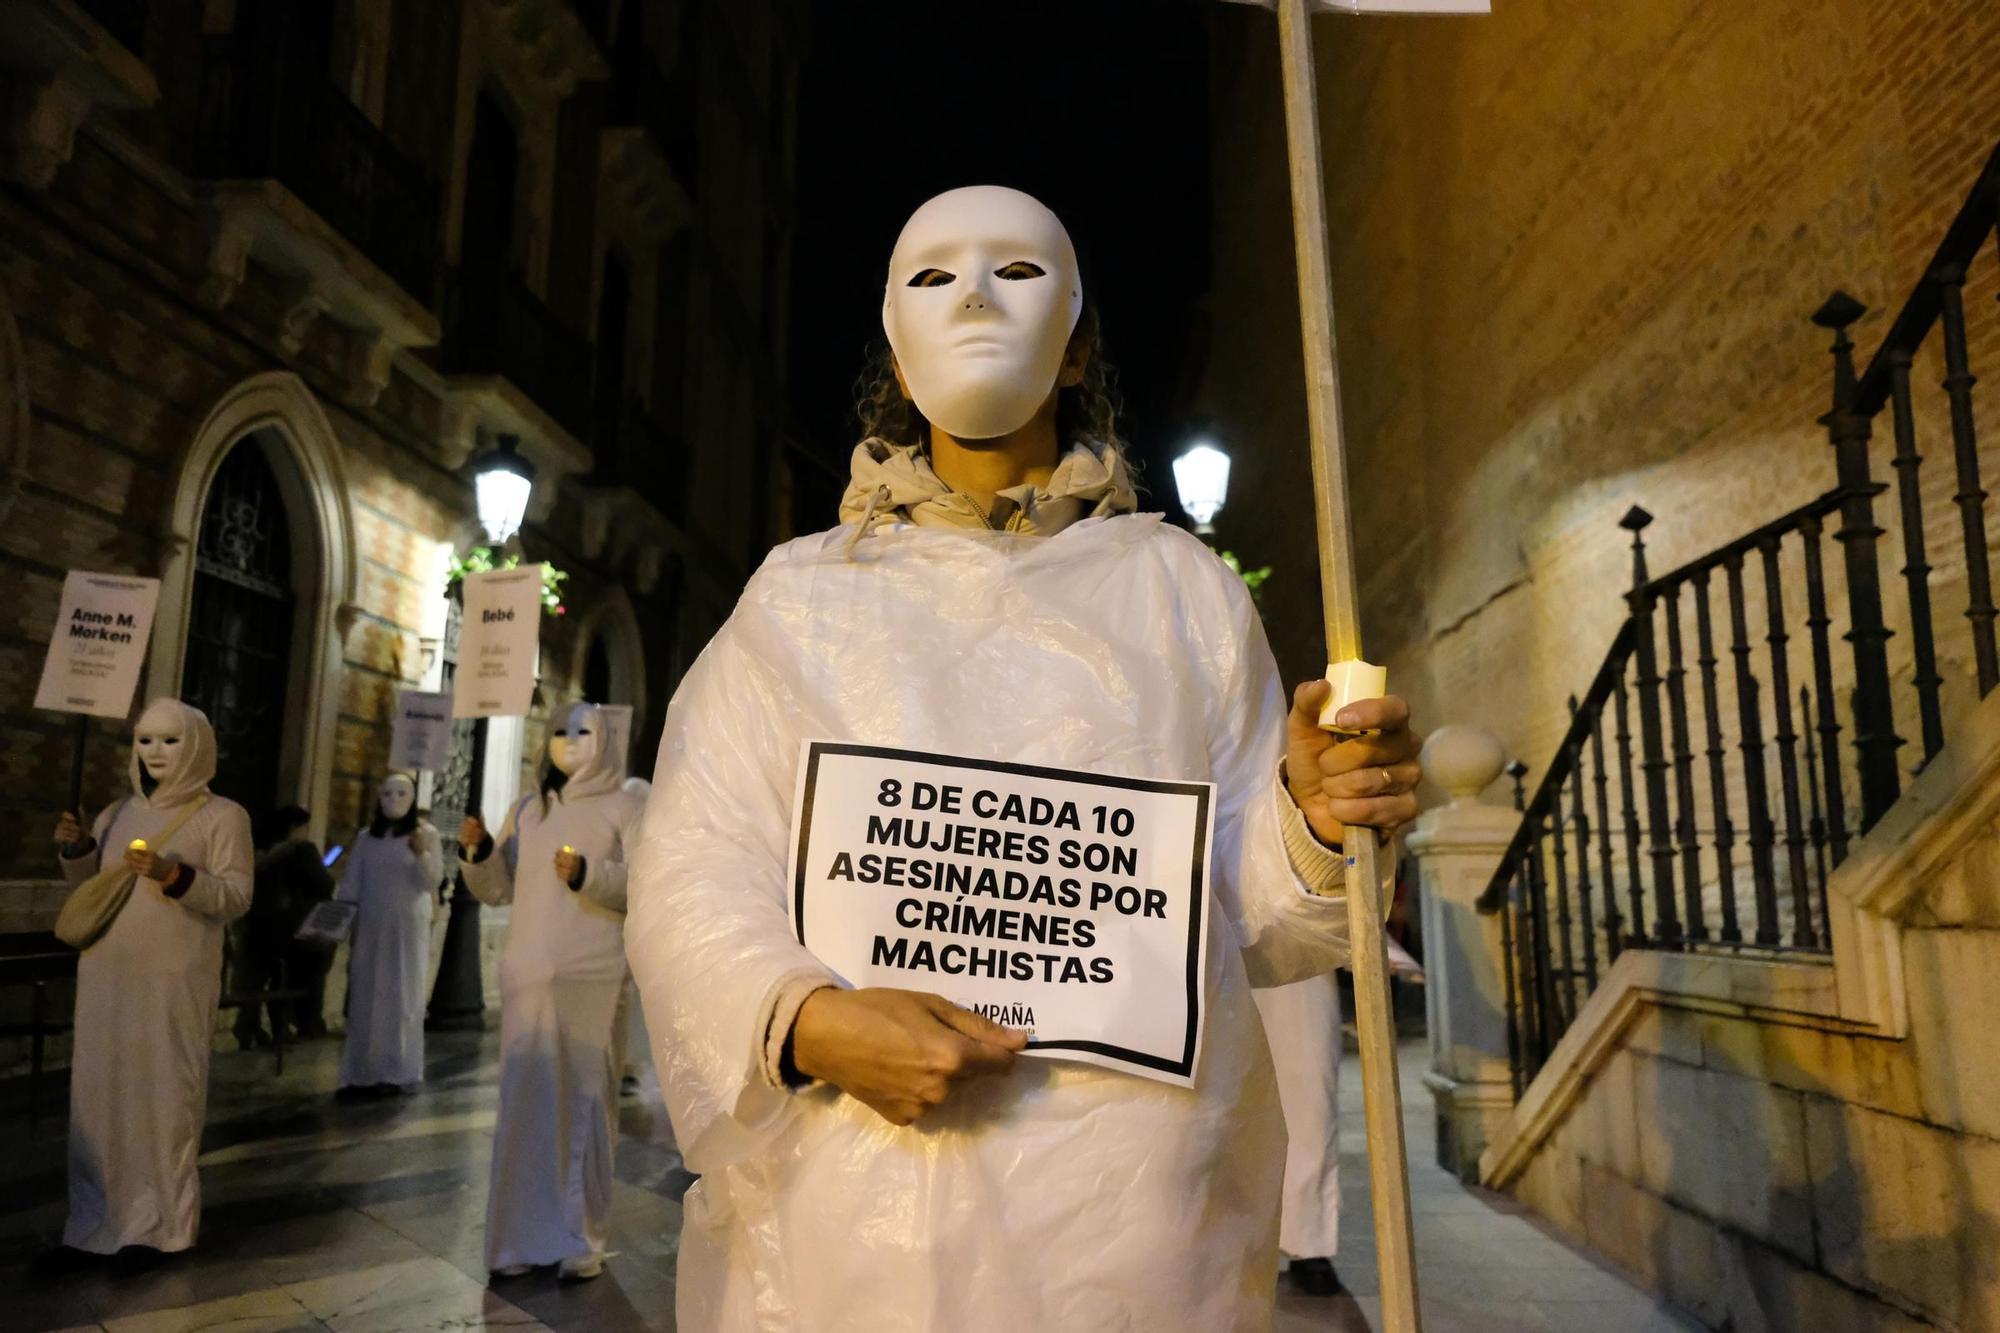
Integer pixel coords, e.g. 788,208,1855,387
335,825,442,1088
463,776,642,1270
60,792,252,1253
1254,974,1342,1258
628,516,1360,1333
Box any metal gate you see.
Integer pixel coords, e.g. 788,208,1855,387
182,435,295,829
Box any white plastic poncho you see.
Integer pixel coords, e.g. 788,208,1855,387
57,699,252,1254
335,799,443,1089
629,514,1358,1332
462,701,644,1271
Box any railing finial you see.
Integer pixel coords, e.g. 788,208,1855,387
1506,758,1528,812
1812,290,1868,415
1619,505,1654,589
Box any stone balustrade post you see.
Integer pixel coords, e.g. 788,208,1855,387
1407,724,1519,1182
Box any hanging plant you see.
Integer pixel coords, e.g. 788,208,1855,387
1219,549,1273,606
445,547,569,615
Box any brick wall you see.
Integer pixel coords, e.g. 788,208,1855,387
1200,0,2000,792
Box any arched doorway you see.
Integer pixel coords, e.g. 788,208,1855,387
152,372,357,849
181,434,299,824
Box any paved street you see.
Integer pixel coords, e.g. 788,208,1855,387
0,1030,1696,1332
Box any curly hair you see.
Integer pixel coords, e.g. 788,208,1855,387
852,305,1130,462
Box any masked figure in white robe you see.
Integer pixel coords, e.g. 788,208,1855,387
336,774,442,1092
458,701,644,1281
51,699,253,1259
625,187,1423,1332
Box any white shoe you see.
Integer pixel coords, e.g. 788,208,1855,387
558,1253,604,1281
490,1263,533,1280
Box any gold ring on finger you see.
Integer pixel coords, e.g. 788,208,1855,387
1380,767,1394,793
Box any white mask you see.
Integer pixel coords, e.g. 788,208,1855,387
134,703,187,781
549,712,602,777
378,776,415,823
882,186,1083,440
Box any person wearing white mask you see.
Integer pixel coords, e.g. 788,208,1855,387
335,773,442,1098
46,698,253,1274
626,186,1423,1330
457,701,644,1282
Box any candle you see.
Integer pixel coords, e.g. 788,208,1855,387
129,838,148,851
561,845,575,856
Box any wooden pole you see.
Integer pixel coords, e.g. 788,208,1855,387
67,713,88,817
1273,1,1423,1327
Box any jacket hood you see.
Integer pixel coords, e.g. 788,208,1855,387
548,700,627,803
837,438,1136,547
128,697,217,809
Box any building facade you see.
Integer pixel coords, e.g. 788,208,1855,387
0,0,800,941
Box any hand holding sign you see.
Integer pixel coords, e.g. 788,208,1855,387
53,810,87,852
1283,684,1422,847
792,986,1026,1126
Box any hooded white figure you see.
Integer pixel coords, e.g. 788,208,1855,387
335,774,442,1091
460,701,644,1278
55,698,253,1254
628,187,1385,1332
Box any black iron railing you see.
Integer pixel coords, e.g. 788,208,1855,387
1479,140,2000,1096
195,34,441,306
442,268,595,441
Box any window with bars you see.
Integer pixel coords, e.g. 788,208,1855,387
182,435,297,827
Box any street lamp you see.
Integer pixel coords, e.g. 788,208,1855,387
473,434,535,546
1172,441,1231,535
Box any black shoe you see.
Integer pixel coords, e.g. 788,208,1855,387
1288,1256,1344,1297
110,1245,175,1279
29,1244,103,1286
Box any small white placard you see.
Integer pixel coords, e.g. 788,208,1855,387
453,567,543,719
295,900,358,946
389,689,454,772
599,704,634,777
787,742,1214,1087
34,571,162,720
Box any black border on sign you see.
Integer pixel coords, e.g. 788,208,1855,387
791,740,1213,1079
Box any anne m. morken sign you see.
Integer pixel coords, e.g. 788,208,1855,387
34,571,161,719
788,742,1215,1087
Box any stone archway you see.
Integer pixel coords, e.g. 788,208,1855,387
152,372,358,844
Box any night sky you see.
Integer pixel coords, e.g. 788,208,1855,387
784,0,1217,529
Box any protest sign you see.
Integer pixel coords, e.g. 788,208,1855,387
599,703,634,776
788,742,1214,1086
34,571,161,719
294,900,358,947
389,689,453,771
452,566,542,718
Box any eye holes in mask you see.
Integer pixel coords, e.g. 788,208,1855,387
906,261,1047,288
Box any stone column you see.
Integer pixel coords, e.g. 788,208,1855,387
1407,724,1519,1182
